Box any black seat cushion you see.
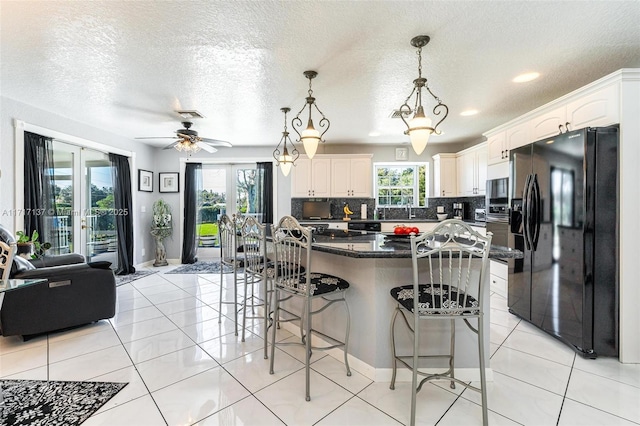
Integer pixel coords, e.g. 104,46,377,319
390,284,479,314
279,272,349,296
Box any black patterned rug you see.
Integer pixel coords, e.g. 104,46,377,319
115,270,157,286
165,261,233,274
0,380,127,426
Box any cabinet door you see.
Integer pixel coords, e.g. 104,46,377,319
475,145,487,195
349,157,372,197
291,157,312,197
311,158,331,197
531,106,566,140
506,122,531,151
331,158,351,197
441,156,457,196
487,132,507,165
457,152,476,196
566,83,619,130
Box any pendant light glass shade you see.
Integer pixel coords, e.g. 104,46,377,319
293,71,329,159
301,121,321,159
407,107,433,155
273,107,300,176
399,36,448,155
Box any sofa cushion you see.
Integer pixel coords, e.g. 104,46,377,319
11,255,36,278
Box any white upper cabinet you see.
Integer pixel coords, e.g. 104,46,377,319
331,156,372,198
457,143,487,196
487,132,507,165
529,82,620,141
565,82,619,130
292,154,372,198
531,106,566,140
485,79,621,178
291,156,331,198
432,153,457,197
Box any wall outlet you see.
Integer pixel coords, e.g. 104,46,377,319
141,205,146,213
141,248,145,256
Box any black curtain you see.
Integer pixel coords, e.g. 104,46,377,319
109,153,135,275
182,162,202,264
24,131,57,239
256,162,273,224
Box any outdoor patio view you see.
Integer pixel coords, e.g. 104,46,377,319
197,165,262,249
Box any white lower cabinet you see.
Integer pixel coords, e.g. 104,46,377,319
489,260,508,298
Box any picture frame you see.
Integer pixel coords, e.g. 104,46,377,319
138,169,153,192
159,172,179,193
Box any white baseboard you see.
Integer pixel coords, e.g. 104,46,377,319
277,320,492,383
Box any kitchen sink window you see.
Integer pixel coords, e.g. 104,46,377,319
374,163,428,207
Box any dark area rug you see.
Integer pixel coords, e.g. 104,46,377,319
165,261,232,274
115,270,157,286
0,380,127,426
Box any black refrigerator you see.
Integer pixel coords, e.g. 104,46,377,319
508,126,619,358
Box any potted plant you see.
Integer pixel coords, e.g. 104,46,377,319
150,199,173,266
15,230,51,259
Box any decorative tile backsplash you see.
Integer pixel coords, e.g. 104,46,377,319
291,196,485,221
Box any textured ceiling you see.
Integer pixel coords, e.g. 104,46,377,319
1,1,639,149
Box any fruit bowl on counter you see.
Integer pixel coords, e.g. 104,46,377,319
437,213,448,221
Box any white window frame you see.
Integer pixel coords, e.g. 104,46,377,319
373,162,429,208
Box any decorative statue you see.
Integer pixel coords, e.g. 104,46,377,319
150,199,172,267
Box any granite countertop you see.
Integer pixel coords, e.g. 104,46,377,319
310,231,520,259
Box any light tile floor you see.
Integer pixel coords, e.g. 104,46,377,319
2,266,640,426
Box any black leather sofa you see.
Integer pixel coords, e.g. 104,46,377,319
0,224,116,338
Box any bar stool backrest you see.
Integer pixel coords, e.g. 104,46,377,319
270,216,311,297
410,220,492,316
218,214,238,268
240,216,267,275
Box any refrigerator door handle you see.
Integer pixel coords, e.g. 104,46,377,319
531,174,541,251
522,174,533,251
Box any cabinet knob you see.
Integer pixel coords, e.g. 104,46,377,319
442,190,445,196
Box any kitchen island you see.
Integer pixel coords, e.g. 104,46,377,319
282,230,521,381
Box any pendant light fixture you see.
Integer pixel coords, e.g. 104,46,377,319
273,107,300,177
399,35,449,155
292,70,330,159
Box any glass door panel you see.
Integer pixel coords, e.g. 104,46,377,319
83,149,117,264
48,141,116,265
198,166,228,250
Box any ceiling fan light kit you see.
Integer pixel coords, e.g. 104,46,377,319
292,70,330,159
399,35,449,155
273,107,300,177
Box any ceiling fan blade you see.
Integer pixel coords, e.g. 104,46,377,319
199,137,233,147
135,136,179,140
162,141,180,150
196,142,218,153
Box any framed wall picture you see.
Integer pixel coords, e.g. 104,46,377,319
159,172,179,193
138,169,153,192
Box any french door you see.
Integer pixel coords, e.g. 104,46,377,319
197,163,259,253
48,141,117,265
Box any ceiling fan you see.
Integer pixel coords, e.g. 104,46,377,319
135,121,232,153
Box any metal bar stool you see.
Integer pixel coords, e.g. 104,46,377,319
389,219,492,426
217,214,246,336
269,215,351,401
239,215,273,358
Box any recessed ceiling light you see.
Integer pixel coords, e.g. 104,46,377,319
513,72,540,83
368,131,381,137
460,109,479,116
